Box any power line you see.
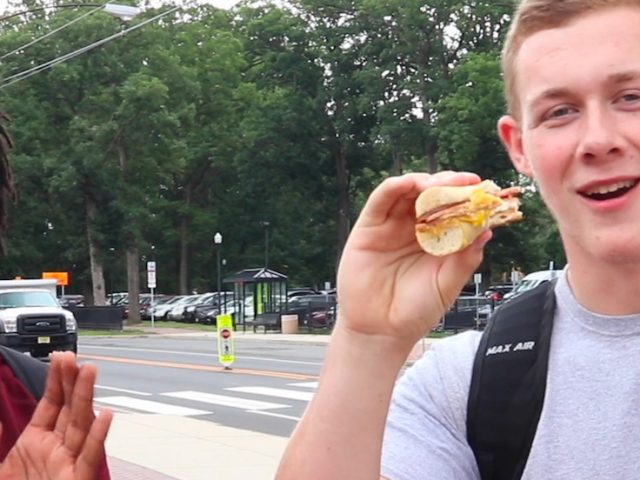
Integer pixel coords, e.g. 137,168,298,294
0,6,181,90
0,2,109,61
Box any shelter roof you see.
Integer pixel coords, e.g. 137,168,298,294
223,268,287,284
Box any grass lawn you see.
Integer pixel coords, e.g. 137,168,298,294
78,320,217,336
79,329,146,336
139,320,216,331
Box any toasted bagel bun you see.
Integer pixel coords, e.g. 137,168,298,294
415,180,522,256
416,221,485,257
415,180,500,218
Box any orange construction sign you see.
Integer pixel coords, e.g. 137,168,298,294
42,271,69,286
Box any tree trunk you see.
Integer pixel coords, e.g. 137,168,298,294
392,147,402,175
335,143,350,266
85,197,106,306
117,142,142,322
126,247,141,324
178,184,192,295
426,142,438,173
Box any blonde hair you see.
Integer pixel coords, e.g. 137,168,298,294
502,0,640,119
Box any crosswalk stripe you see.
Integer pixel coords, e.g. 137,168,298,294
95,385,151,396
96,396,211,416
226,386,314,401
287,381,318,389
249,410,302,421
162,390,289,411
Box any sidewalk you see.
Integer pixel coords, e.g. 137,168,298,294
107,414,288,480
103,326,436,479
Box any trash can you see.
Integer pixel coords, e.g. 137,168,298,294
281,314,299,334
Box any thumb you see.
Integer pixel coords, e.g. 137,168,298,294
438,230,492,308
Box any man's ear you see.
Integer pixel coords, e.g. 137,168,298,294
498,115,533,177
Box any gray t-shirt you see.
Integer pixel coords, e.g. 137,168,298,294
381,271,640,479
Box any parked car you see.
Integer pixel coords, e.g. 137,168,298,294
205,296,255,325
287,288,319,298
117,293,158,320
502,270,563,303
484,284,514,302
140,295,173,320
189,292,235,323
167,294,206,322
286,294,337,328
58,294,85,308
150,295,186,320
309,304,336,329
181,292,227,323
107,292,127,306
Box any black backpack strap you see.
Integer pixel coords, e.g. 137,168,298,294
467,280,557,480
0,346,48,400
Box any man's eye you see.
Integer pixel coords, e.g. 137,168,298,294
545,106,574,119
619,93,640,103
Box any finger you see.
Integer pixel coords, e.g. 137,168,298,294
438,230,492,309
29,352,64,431
64,364,99,455
54,351,79,436
75,408,113,480
356,172,481,227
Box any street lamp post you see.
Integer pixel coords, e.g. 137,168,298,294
214,232,223,299
262,221,270,269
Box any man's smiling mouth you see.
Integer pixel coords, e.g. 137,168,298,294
580,180,639,201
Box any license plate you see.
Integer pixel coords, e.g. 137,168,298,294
37,336,50,344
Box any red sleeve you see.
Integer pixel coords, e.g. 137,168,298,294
0,356,38,460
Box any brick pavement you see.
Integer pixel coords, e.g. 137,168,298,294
109,457,179,480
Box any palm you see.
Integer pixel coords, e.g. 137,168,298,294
337,172,488,344
0,352,112,480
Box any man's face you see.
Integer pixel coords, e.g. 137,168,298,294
500,6,640,264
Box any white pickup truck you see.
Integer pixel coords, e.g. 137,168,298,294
0,279,77,359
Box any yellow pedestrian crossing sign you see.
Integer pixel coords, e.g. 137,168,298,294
216,314,235,368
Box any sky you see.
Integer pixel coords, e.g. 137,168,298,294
0,0,243,14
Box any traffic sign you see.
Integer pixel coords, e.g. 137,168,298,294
147,261,157,289
42,271,69,286
216,314,235,367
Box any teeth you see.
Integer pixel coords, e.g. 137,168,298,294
585,180,636,196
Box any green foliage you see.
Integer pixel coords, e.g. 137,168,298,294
0,0,563,297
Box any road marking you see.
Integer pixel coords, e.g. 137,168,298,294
79,354,318,381
95,385,151,396
287,381,318,389
226,386,314,401
80,345,323,365
249,410,301,421
162,390,289,411
96,396,210,416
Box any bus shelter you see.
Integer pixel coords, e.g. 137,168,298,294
222,268,288,331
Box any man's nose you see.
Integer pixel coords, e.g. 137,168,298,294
577,108,624,160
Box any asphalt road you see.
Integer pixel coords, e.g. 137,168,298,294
77,335,326,437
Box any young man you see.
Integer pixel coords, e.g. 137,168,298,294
0,115,112,479
276,1,640,479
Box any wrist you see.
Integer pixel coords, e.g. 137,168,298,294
329,322,417,370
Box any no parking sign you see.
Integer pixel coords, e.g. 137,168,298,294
216,314,235,368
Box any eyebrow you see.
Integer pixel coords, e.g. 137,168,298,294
527,70,640,111
608,70,640,84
